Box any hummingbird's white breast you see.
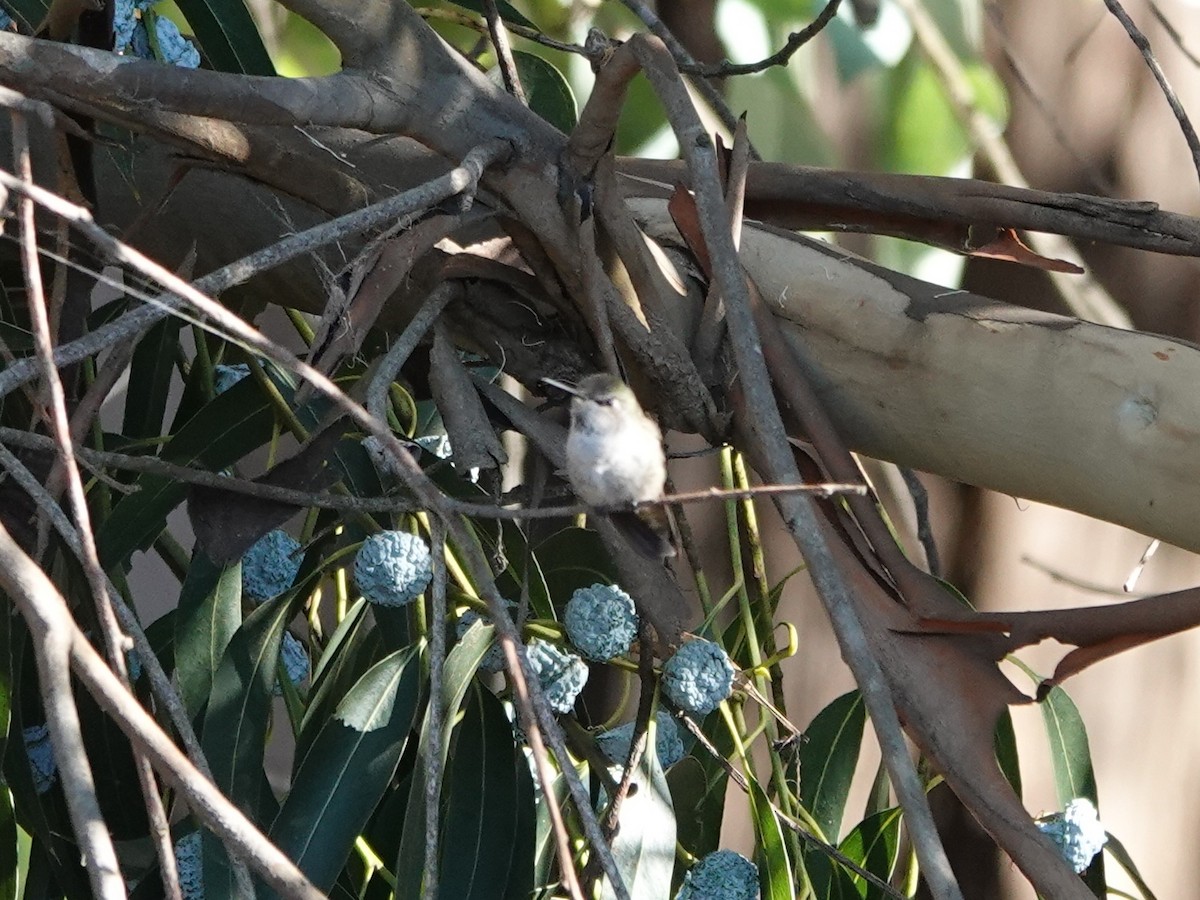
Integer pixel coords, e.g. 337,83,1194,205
565,411,665,508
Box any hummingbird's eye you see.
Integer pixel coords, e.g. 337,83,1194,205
596,397,614,407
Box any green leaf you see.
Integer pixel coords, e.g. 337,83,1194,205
749,775,793,900
0,0,48,34
1040,685,1106,897
200,591,295,895
602,739,676,900
511,51,576,134
267,645,422,895
440,688,536,899
1040,685,1097,805
296,599,379,762
174,551,243,716
799,690,866,842
0,787,16,900
174,0,276,74
393,621,501,895
122,317,182,440
1103,832,1158,900
668,755,726,861
993,708,1022,798
838,807,903,899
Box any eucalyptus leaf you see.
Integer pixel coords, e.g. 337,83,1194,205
174,551,242,716
1040,685,1106,896
749,775,793,900
175,0,275,74
799,690,866,842
440,688,535,899
267,645,422,895
1040,685,1097,805
200,592,295,894
122,317,182,440
839,806,903,898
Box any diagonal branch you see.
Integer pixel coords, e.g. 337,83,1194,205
615,33,964,898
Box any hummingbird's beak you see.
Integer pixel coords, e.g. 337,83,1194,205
540,376,581,397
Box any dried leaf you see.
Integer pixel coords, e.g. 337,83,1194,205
967,227,1085,273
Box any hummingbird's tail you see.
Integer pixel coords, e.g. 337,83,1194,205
611,510,676,561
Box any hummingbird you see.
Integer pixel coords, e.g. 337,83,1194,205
542,373,676,559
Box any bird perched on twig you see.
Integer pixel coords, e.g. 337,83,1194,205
543,373,675,560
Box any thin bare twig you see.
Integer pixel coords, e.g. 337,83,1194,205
688,0,842,77
12,110,128,899
615,0,759,159
0,425,864,521
421,517,448,900
899,467,941,578
482,0,527,104
1101,0,1200,191
365,283,459,421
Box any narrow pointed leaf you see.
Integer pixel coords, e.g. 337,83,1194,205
122,317,182,439
799,690,866,842
200,591,294,894
1040,685,1097,804
838,806,903,899
440,687,534,899
175,0,275,74
1040,685,1105,895
174,551,242,716
749,775,793,900
267,645,422,895
393,620,504,896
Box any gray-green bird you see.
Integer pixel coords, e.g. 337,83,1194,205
543,373,675,559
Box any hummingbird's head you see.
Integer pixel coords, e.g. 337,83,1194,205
542,374,642,433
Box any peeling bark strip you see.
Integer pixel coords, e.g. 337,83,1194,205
632,198,1200,553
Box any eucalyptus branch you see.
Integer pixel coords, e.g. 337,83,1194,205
482,0,527,103
686,0,842,77
12,109,183,898
0,524,124,898
614,0,758,155
0,426,865,520
620,33,963,899
421,517,448,900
